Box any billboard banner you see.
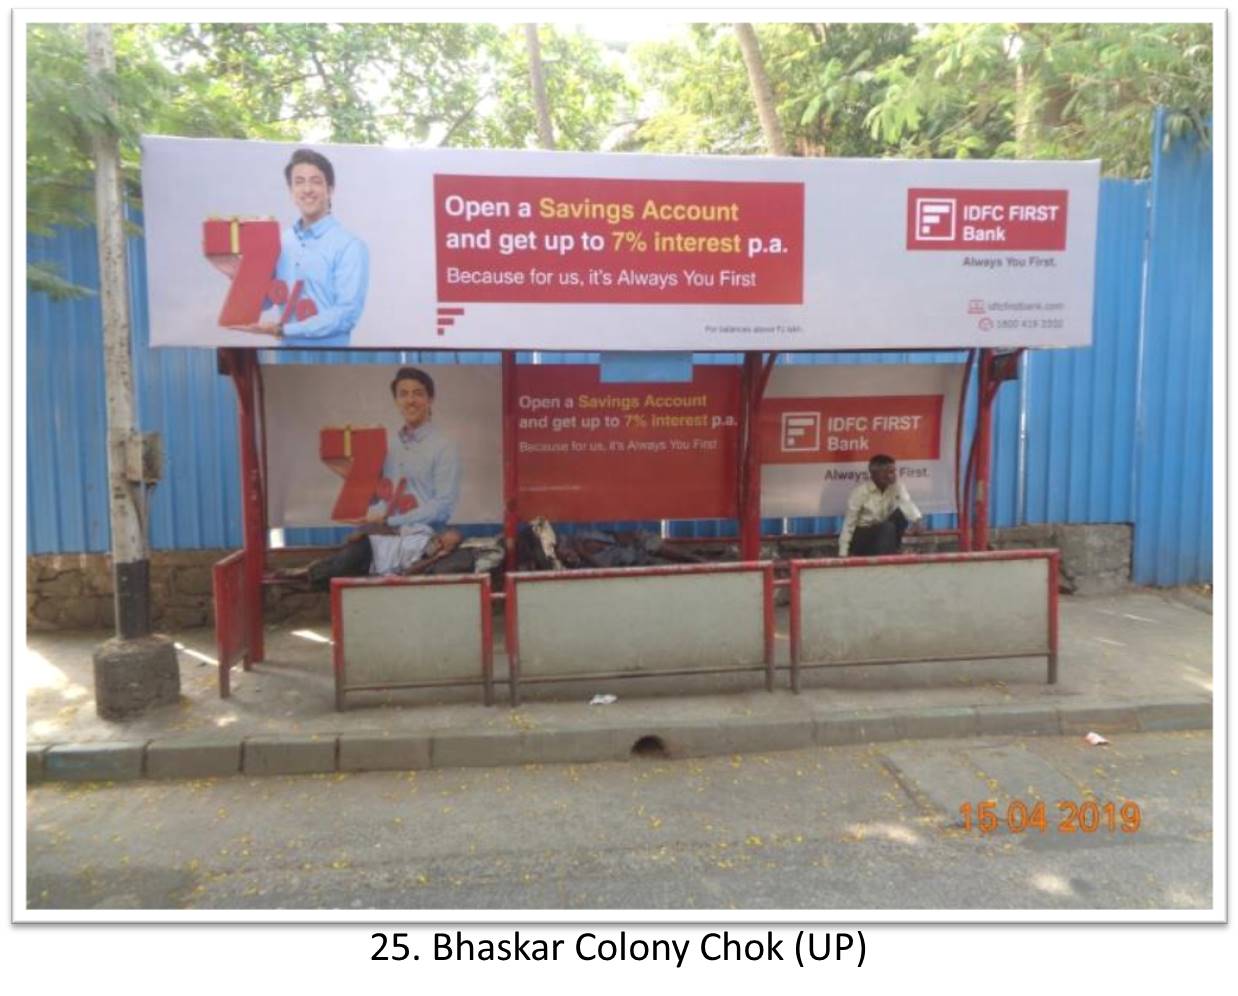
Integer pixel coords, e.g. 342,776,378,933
759,364,964,518
264,361,961,528
142,137,1099,352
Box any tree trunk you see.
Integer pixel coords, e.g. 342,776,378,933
1012,24,1036,158
524,23,556,150
734,23,788,155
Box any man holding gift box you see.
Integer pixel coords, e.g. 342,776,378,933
234,148,369,347
281,367,462,587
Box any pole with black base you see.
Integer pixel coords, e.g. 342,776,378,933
86,23,179,720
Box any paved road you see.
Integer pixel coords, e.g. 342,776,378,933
26,731,1212,911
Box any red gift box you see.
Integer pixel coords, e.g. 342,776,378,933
202,217,281,327
319,426,388,521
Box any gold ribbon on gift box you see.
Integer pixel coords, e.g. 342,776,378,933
205,215,279,255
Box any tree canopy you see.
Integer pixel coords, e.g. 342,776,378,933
25,20,1212,294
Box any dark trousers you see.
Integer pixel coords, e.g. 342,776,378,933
306,535,373,591
850,508,909,557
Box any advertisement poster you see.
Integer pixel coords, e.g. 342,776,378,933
142,137,1099,352
263,365,503,528
513,365,741,521
759,364,964,518
263,361,960,527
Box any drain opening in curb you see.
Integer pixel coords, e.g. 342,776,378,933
631,735,668,759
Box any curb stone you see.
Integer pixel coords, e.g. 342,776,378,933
814,710,899,746
243,735,337,776
27,745,48,785
661,719,816,758
431,728,631,768
892,706,980,741
25,697,1213,785
45,741,145,782
1056,703,1141,734
339,733,433,772
975,704,1062,736
146,738,242,780
1136,699,1212,732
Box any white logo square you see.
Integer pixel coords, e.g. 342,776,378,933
915,197,957,241
781,412,820,453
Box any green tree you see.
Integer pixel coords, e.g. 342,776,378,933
26,22,294,296
156,23,499,146
866,22,1212,176
27,22,634,295
449,25,635,151
630,23,915,156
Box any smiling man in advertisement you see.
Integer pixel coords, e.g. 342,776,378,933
230,148,370,347
284,366,463,588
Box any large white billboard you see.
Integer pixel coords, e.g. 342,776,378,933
142,136,1099,352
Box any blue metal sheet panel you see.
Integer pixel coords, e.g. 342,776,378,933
1132,110,1212,585
27,225,112,553
1020,179,1147,529
127,213,243,550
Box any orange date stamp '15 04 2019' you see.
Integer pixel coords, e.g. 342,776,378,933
958,800,1143,834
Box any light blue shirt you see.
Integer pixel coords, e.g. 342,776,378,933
372,422,461,529
274,215,368,348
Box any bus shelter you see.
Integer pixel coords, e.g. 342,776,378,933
139,137,1098,709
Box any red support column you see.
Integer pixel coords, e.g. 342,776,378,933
739,352,766,561
956,350,975,552
973,348,995,552
225,349,267,662
502,350,519,572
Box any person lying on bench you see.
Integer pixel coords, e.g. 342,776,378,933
837,454,925,557
277,526,463,590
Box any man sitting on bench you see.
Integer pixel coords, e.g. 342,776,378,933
837,454,925,557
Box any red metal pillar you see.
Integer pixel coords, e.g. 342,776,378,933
956,351,975,552
1047,550,1060,684
739,352,767,561
225,349,267,662
502,350,519,572
972,348,995,551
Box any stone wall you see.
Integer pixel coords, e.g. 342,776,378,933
27,550,331,633
774,523,1131,596
26,524,1132,632
990,523,1132,596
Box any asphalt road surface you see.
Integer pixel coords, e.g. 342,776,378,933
26,731,1212,911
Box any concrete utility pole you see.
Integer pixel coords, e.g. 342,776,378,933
86,23,179,719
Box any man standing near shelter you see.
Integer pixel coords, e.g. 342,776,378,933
234,148,369,347
837,454,925,557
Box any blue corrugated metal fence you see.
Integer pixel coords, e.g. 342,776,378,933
25,111,1212,584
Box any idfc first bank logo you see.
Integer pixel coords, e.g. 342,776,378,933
913,197,958,242
906,189,1069,251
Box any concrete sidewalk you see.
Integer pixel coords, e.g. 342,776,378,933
25,588,1213,783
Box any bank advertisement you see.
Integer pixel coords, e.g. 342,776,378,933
142,136,1099,352
760,364,964,518
514,365,742,521
263,362,959,527
263,365,504,529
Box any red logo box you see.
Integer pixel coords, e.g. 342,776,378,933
906,189,1069,251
